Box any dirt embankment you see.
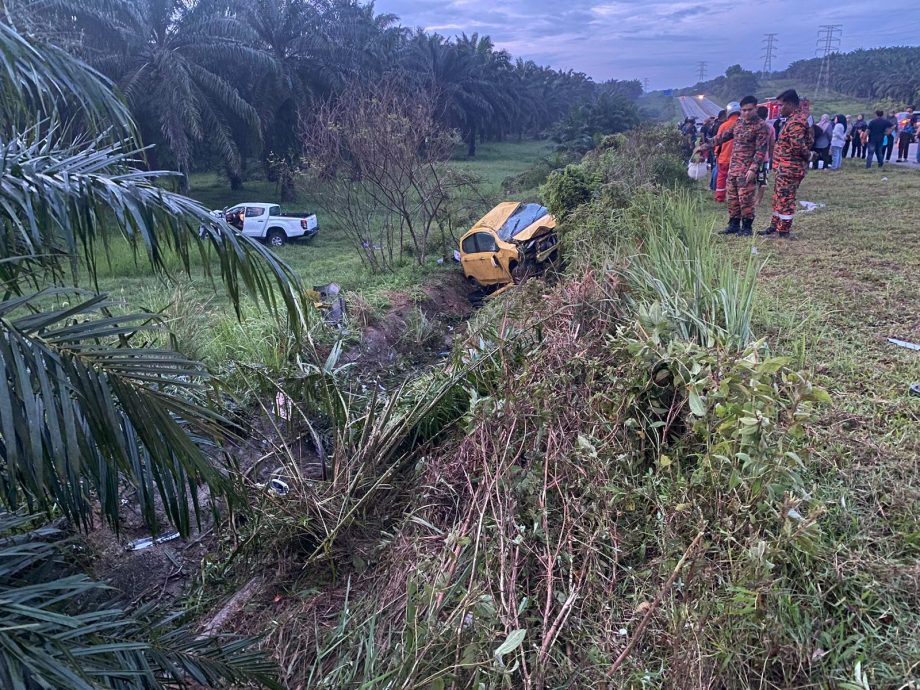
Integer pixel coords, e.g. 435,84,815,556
341,270,475,375
83,269,478,614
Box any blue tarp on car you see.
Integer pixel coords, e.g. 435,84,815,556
496,203,549,242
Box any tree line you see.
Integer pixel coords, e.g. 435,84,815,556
9,0,644,191
676,47,920,108
782,46,920,104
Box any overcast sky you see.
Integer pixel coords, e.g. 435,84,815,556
375,0,915,90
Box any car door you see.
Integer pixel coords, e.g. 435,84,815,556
461,232,509,285
242,205,269,238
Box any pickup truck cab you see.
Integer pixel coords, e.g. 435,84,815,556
218,202,318,246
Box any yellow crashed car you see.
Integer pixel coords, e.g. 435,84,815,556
459,202,559,288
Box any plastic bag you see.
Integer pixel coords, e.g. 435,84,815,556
687,161,709,181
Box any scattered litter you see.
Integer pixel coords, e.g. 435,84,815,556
909,383,920,398
881,176,888,182
268,478,290,496
126,532,180,551
313,283,346,327
887,337,920,351
436,257,444,264
798,200,826,213
751,246,759,255
275,391,293,420
453,250,461,263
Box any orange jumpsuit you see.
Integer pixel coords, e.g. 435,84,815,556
714,113,739,203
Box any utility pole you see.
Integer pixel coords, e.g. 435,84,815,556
814,25,842,96
761,33,778,76
642,77,650,94
697,61,707,83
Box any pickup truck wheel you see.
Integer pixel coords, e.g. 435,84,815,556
267,229,286,247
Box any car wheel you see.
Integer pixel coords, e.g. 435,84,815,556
267,229,286,247
511,259,534,284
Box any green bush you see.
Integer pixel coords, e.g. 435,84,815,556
541,164,601,219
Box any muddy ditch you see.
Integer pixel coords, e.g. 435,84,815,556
79,269,481,620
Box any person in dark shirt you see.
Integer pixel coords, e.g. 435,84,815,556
850,114,867,158
865,110,892,169
884,111,898,161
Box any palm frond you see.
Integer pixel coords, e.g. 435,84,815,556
0,289,234,531
0,20,132,134
0,128,306,325
0,510,282,689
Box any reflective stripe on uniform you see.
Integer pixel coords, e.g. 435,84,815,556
772,211,794,220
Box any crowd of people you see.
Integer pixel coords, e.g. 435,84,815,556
678,92,920,239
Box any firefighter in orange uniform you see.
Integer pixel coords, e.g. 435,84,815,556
759,89,814,238
713,102,741,202
702,95,771,235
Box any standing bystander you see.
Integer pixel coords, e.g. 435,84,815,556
865,110,891,169
704,96,771,235
759,89,814,239
897,106,915,162
713,102,741,203
850,114,867,158
830,114,846,169
755,105,776,207
884,111,898,161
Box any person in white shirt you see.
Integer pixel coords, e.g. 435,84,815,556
830,114,847,169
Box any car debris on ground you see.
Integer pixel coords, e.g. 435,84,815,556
310,283,347,327
125,531,181,551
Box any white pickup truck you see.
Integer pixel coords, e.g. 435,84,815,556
215,202,318,247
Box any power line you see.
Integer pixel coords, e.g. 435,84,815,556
761,33,778,76
814,25,842,96
697,61,707,83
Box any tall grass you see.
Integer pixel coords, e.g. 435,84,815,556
627,190,762,349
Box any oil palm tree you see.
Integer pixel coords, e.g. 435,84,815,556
0,15,303,688
0,15,305,534
67,0,269,190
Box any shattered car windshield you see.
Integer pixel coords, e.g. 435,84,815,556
496,203,549,242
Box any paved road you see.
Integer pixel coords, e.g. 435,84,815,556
677,95,722,120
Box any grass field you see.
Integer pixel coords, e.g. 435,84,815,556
89,140,552,364
700,158,920,637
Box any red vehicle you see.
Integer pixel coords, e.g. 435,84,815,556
760,98,810,123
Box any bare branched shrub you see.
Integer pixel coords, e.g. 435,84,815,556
301,78,475,270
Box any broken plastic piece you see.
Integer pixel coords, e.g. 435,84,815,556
887,338,920,351
269,478,290,496
798,200,826,213
126,532,180,551
275,391,293,420
313,283,346,326
909,384,920,397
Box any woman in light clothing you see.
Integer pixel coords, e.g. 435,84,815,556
830,114,847,169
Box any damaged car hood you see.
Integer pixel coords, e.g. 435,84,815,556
472,202,556,244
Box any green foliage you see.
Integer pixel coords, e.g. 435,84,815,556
549,92,642,152
783,46,920,103
541,164,600,219
0,511,280,690
0,20,306,532
626,191,761,350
